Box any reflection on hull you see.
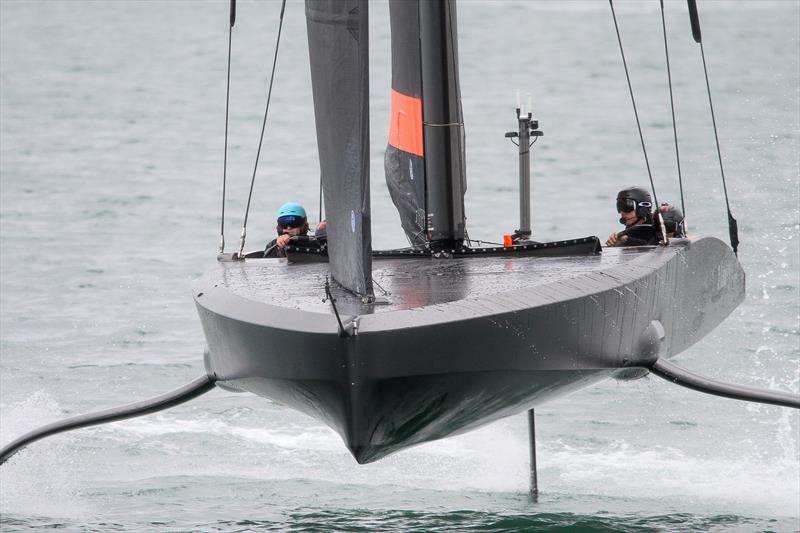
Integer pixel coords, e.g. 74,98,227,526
220,370,607,464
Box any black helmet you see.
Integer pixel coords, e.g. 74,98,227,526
616,186,653,223
658,204,685,237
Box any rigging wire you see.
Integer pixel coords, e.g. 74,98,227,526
687,0,739,255
237,0,288,257
220,0,236,253
323,278,349,338
608,0,667,244
372,277,391,297
470,239,504,247
659,0,687,234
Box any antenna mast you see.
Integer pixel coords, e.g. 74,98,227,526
505,92,543,243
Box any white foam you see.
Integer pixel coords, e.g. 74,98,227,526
16,397,794,519
311,414,798,517
107,413,343,452
537,438,799,517
0,391,90,519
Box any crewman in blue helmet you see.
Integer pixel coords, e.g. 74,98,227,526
264,202,310,258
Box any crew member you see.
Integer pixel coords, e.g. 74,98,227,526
264,202,310,258
314,220,327,242
656,203,686,240
606,186,656,247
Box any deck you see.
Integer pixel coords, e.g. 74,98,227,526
211,245,660,317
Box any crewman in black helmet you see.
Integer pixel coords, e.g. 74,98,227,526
656,203,686,240
606,186,657,247
314,220,327,242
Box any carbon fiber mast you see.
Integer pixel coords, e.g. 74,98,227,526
419,0,467,251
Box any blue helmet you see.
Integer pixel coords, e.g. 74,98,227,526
276,202,306,219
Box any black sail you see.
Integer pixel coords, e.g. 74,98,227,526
306,0,373,299
385,0,467,250
385,1,427,248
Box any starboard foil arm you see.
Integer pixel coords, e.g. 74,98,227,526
649,358,799,409
0,374,217,466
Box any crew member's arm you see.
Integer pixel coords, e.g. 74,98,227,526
263,238,280,258
606,232,628,247
608,225,656,247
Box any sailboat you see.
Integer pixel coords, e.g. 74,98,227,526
1,0,797,476
195,0,741,465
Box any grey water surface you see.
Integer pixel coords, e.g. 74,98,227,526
1,1,798,531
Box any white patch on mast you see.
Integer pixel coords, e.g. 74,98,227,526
409,159,414,180
351,210,356,233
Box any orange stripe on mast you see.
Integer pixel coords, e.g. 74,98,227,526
388,89,424,157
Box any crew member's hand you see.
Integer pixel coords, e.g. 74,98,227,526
606,232,628,247
276,234,292,248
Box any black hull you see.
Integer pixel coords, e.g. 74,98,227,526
195,236,744,463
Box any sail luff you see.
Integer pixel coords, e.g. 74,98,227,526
306,0,373,299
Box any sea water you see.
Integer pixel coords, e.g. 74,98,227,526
1,1,798,531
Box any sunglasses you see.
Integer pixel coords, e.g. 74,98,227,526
616,198,652,213
277,215,306,229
